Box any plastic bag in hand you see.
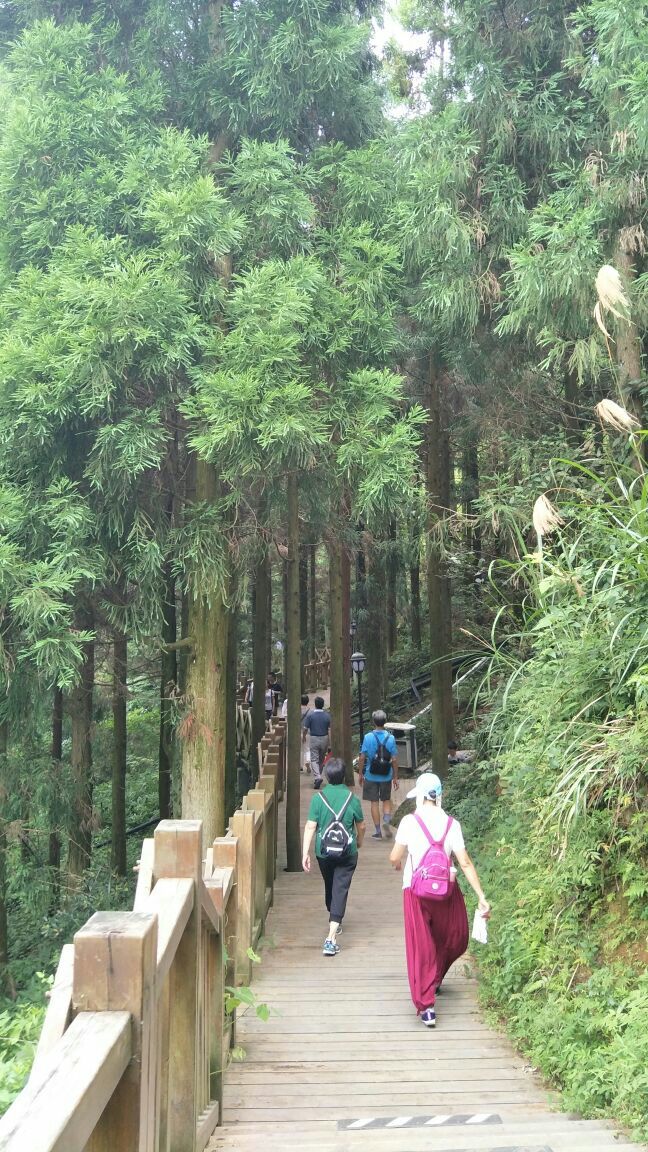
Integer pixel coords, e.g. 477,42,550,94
471,909,488,944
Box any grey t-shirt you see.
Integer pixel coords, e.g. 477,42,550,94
303,708,331,738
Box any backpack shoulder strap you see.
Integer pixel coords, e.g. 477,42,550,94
336,792,353,820
413,812,438,848
414,812,452,847
442,815,454,844
320,791,352,821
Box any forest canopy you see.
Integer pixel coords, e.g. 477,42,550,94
0,0,646,1135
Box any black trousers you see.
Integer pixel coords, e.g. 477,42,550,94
317,853,358,924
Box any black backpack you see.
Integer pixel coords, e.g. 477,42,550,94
319,792,353,857
370,732,392,777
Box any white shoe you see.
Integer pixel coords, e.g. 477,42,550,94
382,820,393,839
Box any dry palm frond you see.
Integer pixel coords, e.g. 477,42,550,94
611,128,633,155
618,223,646,256
626,172,646,210
584,150,606,187
594,264,631,337
478,270,501,305
532,493,564,537
595,398,640,433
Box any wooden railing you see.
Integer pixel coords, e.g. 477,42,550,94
0,722,286,1152
303,647,331,692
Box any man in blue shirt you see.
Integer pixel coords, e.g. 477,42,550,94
358,710,399,839
302,696,332,790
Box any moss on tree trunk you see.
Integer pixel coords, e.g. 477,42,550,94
181,459,229,844
285,473,302,871
111,631,127,876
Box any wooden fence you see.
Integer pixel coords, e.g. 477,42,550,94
303,647,331,692
0,721,286,1152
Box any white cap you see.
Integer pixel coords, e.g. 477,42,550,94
406,771,443,806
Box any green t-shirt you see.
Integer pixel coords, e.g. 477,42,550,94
308,784,364,858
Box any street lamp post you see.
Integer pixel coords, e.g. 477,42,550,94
351,651,366,744
349,620,357,682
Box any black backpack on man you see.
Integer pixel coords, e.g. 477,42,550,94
370,732,392,777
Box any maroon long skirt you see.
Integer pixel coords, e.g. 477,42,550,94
403,883,469,1013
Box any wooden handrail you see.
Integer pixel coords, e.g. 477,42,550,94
0,1011,132,1152
0,724,286,1152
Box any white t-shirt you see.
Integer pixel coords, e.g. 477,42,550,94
395,806,465,889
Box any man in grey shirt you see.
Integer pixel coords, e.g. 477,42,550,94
302,696,332,790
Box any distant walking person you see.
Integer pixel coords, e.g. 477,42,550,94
358,710,399,838
389,772,490,1028
302,758,365,955
302,695,331,789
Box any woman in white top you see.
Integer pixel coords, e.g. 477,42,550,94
389,772,490,1028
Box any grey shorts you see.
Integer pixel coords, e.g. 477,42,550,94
362,779,392,802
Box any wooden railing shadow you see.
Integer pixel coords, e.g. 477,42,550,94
0,721,286,1152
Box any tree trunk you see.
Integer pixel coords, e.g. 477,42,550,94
225,594,239,822
309,545,317,659
159,561,177,820
340,546,353,782
410,553,422,650
299,545,308,690
49,686,63,907
614,242,644,425
285,474,302,871
328,540,349,776
266,559,273,677
68,607,95,879
366,541,386,716
426,353,453,776
181,459,229,844
563,362,582,449
251,547,269,775
463,433,481,556
111,632,127,876
386,521,398,656
356,542,367,650
178,590,190,698
282,558,289,688
0,718,8,974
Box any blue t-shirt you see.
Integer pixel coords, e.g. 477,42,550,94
303,709,331,738
361,730,398,782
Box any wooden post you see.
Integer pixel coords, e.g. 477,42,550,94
154,820,202,1152
258,774,277,888
203,880,225,1118
245,792,267,931
229,811,255,983
73,911,158,1152
213,838,238,990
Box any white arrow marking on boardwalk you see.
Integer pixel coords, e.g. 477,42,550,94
465,1114,492,1124
347,1119,373,1129
425,1115,451,1125
386,1117,414,1128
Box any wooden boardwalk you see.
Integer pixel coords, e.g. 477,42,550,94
211,773,645,1152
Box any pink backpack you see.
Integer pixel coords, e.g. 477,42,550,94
410,813,454,900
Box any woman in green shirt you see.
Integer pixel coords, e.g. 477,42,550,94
302,758,365,956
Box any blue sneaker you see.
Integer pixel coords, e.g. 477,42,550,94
371,830,383,839
323,939,340,956
421,1008,436,1028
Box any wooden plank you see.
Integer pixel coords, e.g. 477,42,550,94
201,882,222,936
133,838,154,911
196,1099,220,1152
73,911,158,1152
142,877,194,984
229,811,255,984
154,821,202,1152
29,944,74,1082
0,1011,131,1152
